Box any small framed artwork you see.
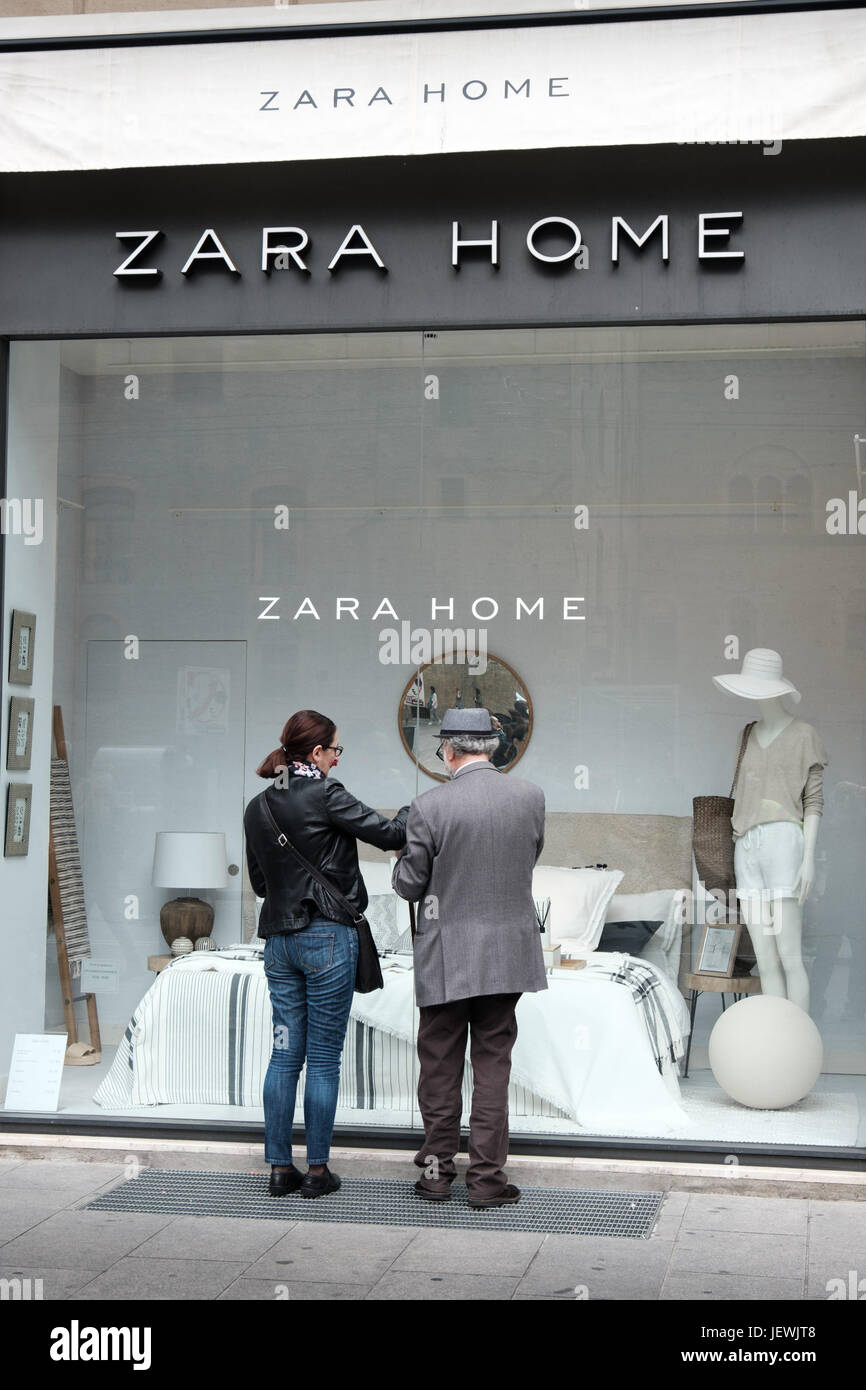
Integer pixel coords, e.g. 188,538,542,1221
8,611,36,686
7,696,35,771
5,782,32,857
696,923,742,976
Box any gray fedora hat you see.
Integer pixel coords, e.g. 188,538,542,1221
437,708,497,737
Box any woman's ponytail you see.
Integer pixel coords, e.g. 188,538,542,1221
255,709,337,780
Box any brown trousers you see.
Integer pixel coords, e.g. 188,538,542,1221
415,992,521,1199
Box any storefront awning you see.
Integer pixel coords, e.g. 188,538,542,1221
1,6,866,173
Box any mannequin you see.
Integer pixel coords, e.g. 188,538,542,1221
713,649,828,1013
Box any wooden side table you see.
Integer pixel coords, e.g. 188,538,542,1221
683,971,761,1077
147,954,173,973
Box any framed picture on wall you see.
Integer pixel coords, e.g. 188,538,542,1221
8,610,36,686
5,782,32,857
6,696,35,771
696,923,742,976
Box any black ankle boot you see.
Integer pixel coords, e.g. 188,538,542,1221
300,1166,341,1199
268,1164,303,1197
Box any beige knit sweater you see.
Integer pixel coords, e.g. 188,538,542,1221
732,719,828,839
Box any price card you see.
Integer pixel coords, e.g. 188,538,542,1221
4,1034,67,1111
80,959,120,994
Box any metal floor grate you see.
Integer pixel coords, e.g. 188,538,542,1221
82,1170,662,1237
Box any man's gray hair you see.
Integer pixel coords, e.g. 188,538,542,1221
443,734,501,758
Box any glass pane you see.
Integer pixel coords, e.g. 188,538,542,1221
1,321,864,1158
416,321,866,1144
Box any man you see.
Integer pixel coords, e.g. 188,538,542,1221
392,708,546,1208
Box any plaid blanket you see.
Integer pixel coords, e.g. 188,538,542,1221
584,953,687,1073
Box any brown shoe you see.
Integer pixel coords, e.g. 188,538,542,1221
413,1152,456,1182
468,1183,521,1209
414,1178,452,1202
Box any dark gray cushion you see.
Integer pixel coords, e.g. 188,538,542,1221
596,920,663,955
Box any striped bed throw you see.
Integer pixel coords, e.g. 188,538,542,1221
95,969,273,1108
95,969,431,1112
48,757,91,978
94,965,571,1118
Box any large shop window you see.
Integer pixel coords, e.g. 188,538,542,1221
1,323,864,1151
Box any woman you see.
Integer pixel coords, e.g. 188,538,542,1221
244,710,408,1198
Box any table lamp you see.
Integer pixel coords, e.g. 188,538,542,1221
152,831,228,947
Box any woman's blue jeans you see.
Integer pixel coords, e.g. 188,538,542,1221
262,919,358,1167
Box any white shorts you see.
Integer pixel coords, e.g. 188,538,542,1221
734,821,804,902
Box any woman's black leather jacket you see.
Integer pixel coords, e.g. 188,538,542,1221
243,774,409,937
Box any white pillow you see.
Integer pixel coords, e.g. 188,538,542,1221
532,866,623,959
359,858,412,940
358,860,394,897
365,893,413,953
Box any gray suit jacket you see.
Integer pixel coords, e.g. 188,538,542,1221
391,760,547,1007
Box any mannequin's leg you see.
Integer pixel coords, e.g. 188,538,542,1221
774,898,809,1013
741,894,786,998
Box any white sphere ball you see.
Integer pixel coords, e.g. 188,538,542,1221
194,936,217,951
170,936,193,956
708,996,823,1109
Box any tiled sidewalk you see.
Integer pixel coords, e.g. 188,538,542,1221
0,1156,864,1300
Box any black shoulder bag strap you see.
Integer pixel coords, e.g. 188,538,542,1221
260,788,366,926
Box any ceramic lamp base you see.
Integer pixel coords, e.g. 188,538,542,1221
160,896,214,947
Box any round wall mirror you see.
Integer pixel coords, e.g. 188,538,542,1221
398,653,533,783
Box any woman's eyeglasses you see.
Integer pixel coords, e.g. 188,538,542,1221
325,745,344,756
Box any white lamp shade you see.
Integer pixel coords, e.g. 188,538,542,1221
152,832,228,889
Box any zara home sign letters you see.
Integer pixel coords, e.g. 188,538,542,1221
113,212,745,280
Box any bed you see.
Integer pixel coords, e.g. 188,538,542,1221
94,865,693,1136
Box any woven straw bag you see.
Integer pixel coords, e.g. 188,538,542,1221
692,722,755,895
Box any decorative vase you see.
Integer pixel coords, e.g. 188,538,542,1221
159,896,214,947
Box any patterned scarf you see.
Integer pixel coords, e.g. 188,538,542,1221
288,759,324,780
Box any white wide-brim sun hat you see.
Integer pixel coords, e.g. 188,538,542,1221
713,648,801,704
